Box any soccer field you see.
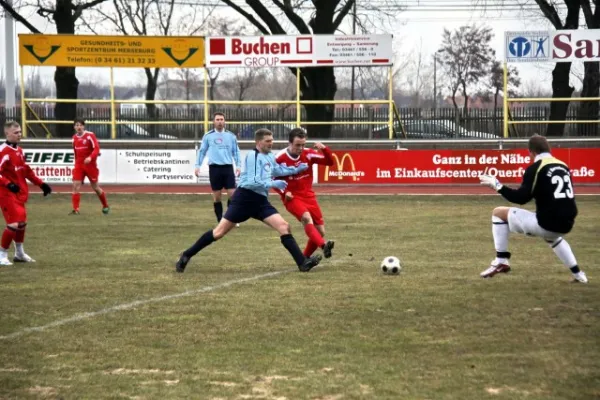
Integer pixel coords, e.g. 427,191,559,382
1,194,599,400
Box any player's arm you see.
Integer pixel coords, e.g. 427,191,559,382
242,153,282,191
309,144,335,166
23,159,52,195
272,160,308,177
498,165,536,204
232,134,242,171
195,134,209,168
88,133,100,161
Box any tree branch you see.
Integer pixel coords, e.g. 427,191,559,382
0,0,41,32
246,0,286,34
534,0,564,28
581,0,595,26
271,0,311,33
219,0,270,34
333,0,355,31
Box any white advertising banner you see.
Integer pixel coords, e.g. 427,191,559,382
205,34,393,68
24,149,117,183
505,29,600,63
116,150,196,184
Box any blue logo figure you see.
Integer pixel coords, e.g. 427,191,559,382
508,36,531,58
535,37,547,57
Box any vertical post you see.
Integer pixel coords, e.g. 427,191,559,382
350,0,357,128
110,68,116,139
433,54,437,114
388,66,393,139
503,62,508,138
5,2,16,112
203,67,209,134
20,66,26,137
296,67,301,127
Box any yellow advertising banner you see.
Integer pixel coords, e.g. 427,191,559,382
18,34,205,68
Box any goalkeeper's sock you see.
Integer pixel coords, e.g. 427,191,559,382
280,234,305,267
492,216,510,264
304,223,325,247
183,230,216,258
98,191,108,208
14,229,25,256
303,239,319,257
72,193,81,211
1,227,16,252
547,237,578,270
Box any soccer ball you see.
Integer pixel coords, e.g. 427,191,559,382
381,256,401,275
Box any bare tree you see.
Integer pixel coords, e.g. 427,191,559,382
400,41,434,107
93,0,207,137
438,25,495,112
0,0,108,137
489,61,521,111
217,0,402,138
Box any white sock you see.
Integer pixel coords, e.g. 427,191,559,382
492,216,509,263
0,248,7,259
15,242,24,256
549,237,578,269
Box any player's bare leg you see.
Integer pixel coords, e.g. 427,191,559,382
481,207,512,278
226,188,239,227
543,237,588,283
12,222,35,263
300,212,334,258
212,190,224,222
70,181,82,215
263,213,322,272
90,181,110,214
175,218,236,273
0,222,19,265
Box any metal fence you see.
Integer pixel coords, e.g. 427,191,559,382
1,105,599,139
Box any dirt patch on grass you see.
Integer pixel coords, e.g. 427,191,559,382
105,368,175,375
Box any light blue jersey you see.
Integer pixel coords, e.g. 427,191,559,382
238,149,307,197
195,129,241,168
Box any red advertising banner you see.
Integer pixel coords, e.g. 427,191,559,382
317,148,600,184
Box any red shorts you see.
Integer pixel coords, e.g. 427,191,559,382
73,163,99,183
0,196,27,224
284,197,324,225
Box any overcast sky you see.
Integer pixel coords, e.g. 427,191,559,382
0,1,585,95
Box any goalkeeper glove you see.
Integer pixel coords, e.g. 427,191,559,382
479,174,503,191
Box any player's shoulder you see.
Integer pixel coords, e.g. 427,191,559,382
83,130,96,137
275,148,289,160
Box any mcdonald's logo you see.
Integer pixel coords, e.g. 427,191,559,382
323,153,365,181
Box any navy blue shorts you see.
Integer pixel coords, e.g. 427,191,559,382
209,164,236,191
223,188,279,224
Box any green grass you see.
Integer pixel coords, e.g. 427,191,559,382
1,194,599,400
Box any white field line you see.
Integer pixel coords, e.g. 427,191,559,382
0,270,286,340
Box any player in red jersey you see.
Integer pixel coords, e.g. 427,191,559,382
275,128,335,258
0,121,52,265
71,119,109,215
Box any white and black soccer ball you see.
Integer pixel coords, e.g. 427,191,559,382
381,256,401,275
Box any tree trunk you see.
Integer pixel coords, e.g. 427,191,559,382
144,68,159,138
576,61,599,136
297,66,336,138
53,0,78,138
547,63,575,136
546,0,580,136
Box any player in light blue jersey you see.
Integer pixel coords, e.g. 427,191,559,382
176,128,322,273
194,112,242,222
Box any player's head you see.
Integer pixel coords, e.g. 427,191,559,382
255,128,274,154
3,121,22,144
528,134,551,156
213,112,225,130
74,118,86,134
288,128,307,156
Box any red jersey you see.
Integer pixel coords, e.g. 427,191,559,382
72,131,100,165
275,146,334,199
0,142,44,203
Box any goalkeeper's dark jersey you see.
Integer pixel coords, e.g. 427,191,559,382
498,153,578,234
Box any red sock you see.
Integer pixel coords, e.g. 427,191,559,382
72,193,81,210
15,228,25,243
1,227,16,250
98,191,108,208
303,240,319,257
304,223,325,247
